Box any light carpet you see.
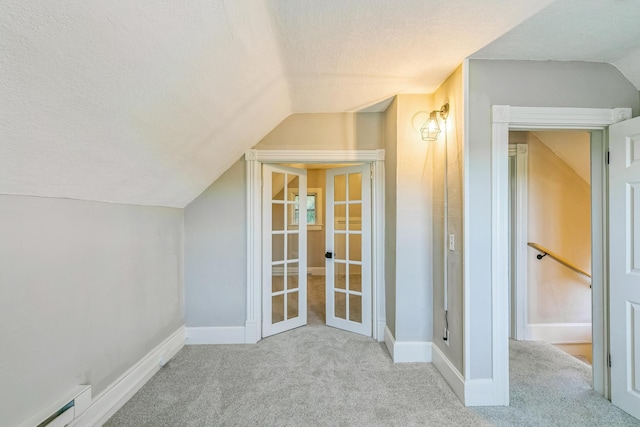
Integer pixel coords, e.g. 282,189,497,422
105,325,638,426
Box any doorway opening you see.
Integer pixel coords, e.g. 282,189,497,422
508,130,593,372
486,106,632,407
263,162,372,338
244,149,386,345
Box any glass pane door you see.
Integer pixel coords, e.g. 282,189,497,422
262,164,307,337
325,164,371,336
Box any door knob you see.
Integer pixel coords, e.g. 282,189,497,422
325,252,333,259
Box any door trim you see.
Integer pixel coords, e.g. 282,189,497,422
508,144,528,341
244,149,386,343
487,106,632,405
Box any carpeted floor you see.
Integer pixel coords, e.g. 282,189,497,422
106,277,638,426
105,323,639,427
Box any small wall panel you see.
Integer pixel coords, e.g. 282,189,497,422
627,135,640,168
630,183,640,275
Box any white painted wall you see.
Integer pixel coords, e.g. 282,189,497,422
432,65,464,372
184,159,247,327
0,195,183,427
466,59,639,380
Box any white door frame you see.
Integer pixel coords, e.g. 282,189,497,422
488,106,632,405
508,144,528,341
244,149,385,343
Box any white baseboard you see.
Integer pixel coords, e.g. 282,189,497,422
526,322,592,343
376,320,386,343
432,344,465,403
383,326,432,363
384,325,396,360
431,344,509,407
186,326,246,345
71,326,186,427
464,378,506,406
308,267,326,276
244,321,259,344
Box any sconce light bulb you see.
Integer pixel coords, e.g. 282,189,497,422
421,111,441,141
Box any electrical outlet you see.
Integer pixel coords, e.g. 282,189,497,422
448,234,455,251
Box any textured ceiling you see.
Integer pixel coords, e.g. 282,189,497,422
1,0,638,207
472,0,640,89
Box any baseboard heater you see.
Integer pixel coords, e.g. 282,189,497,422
21,385,91,427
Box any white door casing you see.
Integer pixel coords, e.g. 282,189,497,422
245,149,386,343
508,144,529,341
609,116,640,418
262,164,307,337
325,164,372,336
486,106,631,407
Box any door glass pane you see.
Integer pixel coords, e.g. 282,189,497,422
334,175,346,201
334,204,346,230
272,173,285,201
335,233,346,260
287,175,299,199
348,234,361,261
287,233,299,260
349,294,362,323
272,274,284,293
307,194,316,224
335,262,347,289
349,203,361,231
287,292,299,319
348,173,362,201
349,264,362,292
272,234,284,262
290,201,299,228
272,203,284,231
287,262,299,290
335,291,346,319
272,294,284,323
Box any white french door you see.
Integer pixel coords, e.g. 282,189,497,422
610,116,640,418
325,164,372,336
262,164,307,337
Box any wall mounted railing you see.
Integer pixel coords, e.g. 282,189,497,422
527,242,591,282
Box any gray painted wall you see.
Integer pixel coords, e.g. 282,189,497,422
467,59,640,380
393,94,433,342
185,113,385,330
185,159,247,327
432,65,464,373
255,113,385,150
0,195,183,427
384,97,398,337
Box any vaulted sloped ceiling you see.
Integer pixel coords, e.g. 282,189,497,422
472,0,640,89
1,0,638,207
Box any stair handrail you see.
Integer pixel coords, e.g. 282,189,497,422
527,242,591,280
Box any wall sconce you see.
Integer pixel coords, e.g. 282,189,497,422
420,103,449,142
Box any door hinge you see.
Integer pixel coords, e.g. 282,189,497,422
608,353,612,368
606,151,610,165
370,169,374,180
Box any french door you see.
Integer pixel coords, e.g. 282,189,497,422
325,164,372,336
262,164,307,337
